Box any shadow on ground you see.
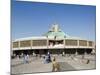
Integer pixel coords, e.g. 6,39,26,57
58,62,77,71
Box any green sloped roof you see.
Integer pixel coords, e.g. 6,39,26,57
45,31,66,37
43,24,69,38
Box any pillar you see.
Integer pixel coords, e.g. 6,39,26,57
87,41,89,47
77,40,79,47
31,40,33,49
75,49,78,56
47,36,49,48
64,39,65,48
18,41,20,50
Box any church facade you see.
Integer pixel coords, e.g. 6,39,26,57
12,24,95,55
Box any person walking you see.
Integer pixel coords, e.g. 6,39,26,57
52,57,60,72
62,51,65,57
47,52,51,63
23,54,29,64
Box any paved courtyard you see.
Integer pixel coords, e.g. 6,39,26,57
11,54,96,74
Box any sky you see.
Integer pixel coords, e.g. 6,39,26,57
11,0,96,41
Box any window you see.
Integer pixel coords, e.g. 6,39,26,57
13,42,19,48
20,40,31,47
65,40,77,46
32,40,47,46
88,41,93,46
79,40,87,46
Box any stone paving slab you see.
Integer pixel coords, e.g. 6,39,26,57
11,55,96,74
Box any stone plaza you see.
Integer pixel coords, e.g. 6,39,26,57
11,54,96,74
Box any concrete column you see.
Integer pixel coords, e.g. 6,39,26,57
47,38,49,48
64,39,65,48
77,40,79,47
75,49,78,55
18,41,20,50
84,48,87,55
87,41,89,47
31,40,33,49
64,35,66,48
76,40,79,56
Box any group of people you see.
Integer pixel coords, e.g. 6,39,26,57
43,52,60,72
23,52,60,72
23,54,29,64
43,52,51,63
22,52,60,72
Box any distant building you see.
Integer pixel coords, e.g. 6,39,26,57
12,24,95,55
